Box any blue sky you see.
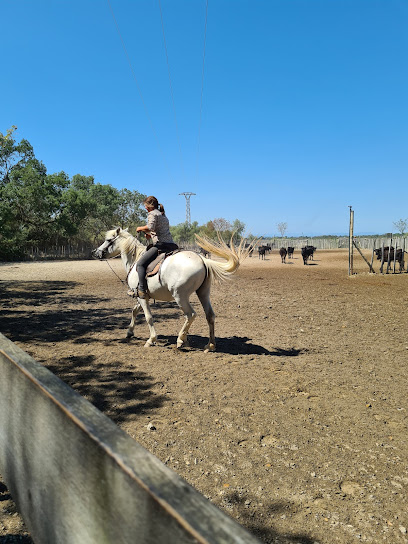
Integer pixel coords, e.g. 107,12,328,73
2,1,407,236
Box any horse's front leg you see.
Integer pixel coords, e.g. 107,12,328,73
138,298,158,347
127,302,142,338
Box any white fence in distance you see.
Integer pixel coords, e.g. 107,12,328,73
260,237,408,251
8,237,408,261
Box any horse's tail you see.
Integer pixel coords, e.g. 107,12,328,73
195,232,255,284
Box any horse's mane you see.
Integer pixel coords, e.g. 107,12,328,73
106,228,146,263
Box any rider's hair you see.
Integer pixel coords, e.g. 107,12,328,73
144,196,165,215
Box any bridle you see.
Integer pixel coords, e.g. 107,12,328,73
100,234,120,256
95,232,146,292
95,234,127,287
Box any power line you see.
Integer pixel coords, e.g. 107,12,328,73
196,0,208,185
107,0,173,183
107,0,209,192
158,0,185,182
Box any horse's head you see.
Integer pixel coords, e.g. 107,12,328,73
92,227,123,260
93,227,146,262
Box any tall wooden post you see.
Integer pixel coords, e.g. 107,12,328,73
380,243,385,274
387,243,392,274
370,238,376,273
348,206,354,276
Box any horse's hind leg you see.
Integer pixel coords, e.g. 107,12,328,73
127,302,142,338
196,279,216,352
173,292,197,349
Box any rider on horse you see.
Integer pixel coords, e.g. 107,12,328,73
134,196,178,298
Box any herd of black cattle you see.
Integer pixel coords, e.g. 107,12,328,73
199,243,406,272
252,244,406,271
255,244,317,265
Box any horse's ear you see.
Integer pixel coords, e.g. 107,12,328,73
123,227,129,232
116,227,121,235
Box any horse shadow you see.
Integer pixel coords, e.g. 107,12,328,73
155,334,304,357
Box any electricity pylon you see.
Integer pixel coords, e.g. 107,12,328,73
179,192,196,226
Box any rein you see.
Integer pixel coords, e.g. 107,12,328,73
126,262,137,284
103,258,127,286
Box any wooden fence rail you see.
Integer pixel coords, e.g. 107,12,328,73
27,245,94,261
5,237,408,261
0,333,259,544
260,236,408,251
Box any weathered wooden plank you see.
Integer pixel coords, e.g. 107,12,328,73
386,244,392,274
348,208,354,276
370,246,375,273
0,333,259,544
380,243,385,274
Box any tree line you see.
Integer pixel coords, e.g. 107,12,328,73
0,127,245,260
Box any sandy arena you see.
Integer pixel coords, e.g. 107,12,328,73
1,249,408,543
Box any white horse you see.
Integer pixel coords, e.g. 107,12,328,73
93,228,250,351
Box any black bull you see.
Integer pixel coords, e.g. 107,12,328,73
374,247,405,271
301,246,316,265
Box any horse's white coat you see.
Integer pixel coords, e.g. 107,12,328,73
93,228,249,351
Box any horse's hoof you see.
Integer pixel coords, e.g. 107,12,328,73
177,339,190,349
144,340,156,347
204,343,215,353
126,330,134,338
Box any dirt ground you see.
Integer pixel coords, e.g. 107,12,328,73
1,249,408,544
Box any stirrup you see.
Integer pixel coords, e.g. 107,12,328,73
137,289,147,299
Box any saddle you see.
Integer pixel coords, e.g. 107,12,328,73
146,249,181,279
127,249,182,298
